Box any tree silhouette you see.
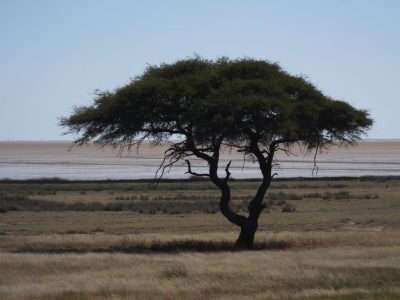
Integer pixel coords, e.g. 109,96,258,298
61,57,373,249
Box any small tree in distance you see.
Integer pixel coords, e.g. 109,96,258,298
61,57,373,249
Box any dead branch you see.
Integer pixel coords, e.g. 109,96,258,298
185,159,210,177
224,160,232,183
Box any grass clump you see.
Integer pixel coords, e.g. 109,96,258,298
160,263,188,279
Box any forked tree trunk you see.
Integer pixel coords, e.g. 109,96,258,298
213,162,272,250
205,139,279,250
233,198,265,249
230,139,280,249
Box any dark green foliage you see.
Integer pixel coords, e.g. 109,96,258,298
61,57,372,151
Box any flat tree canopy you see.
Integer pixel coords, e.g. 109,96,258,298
61,57,373,249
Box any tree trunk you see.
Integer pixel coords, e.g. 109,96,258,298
207,143,274,250
234,220,258,249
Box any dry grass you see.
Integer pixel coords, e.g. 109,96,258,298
1,178,400,235
1,178,400,299
1,230,400,253
1,230,400,299
0,246,399,299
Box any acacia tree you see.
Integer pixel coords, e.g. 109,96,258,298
61,57,373,249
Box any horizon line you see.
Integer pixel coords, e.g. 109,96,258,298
1,138,400,143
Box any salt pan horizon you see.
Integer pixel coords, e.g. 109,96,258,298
1,141,399,180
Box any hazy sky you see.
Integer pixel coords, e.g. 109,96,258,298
1,0,399,140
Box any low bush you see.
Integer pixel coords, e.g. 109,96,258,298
268,192,303,201
327,183,348,188
322,192,333,200
281,204,296,213
333,191,351,200
303,192,322,198
0,195,66,211
0,195,220,214
274,199,287,206
357,193,379,199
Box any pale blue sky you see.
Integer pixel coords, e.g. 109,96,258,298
1,0,399,140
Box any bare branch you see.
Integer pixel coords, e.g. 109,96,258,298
261,149,270,156
276,146,296,157
224,160,232,183
271,163,280,168
185,159,210,177
152,141,189,186
186,135,213,162
312,143,319,177
241,152,246,171
152,153,183,186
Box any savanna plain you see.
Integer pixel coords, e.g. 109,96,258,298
1,177,400,299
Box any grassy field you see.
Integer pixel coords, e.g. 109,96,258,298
1,177,400,299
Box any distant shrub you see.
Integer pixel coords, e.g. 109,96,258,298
115,196,132,201
319,191,377,201
36,191,57,195
322,192,333,200
364,193,379,199
327,183,347,188
281,204,296,213
275,199,287,206
268,192,302,201
0,195,64,211
333,191,351,200
303,192,322,198
68,201,104,211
